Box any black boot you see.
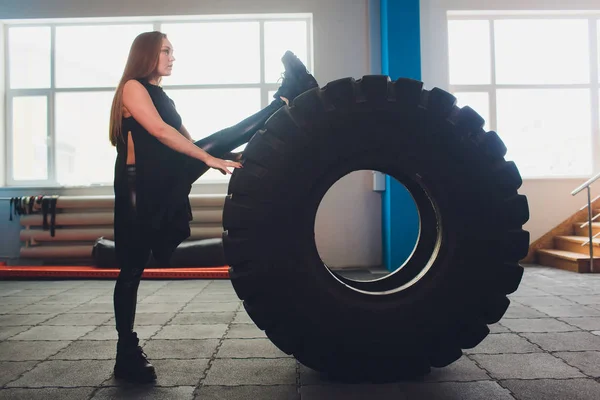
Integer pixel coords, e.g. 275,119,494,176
272,50,319,101
114,333,157,383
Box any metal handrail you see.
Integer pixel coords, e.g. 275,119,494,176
580,213,600,228
572,170,600,195
572,174,599,273
581,231,600,246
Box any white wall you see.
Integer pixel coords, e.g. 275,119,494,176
0,0,382,267
420,0,600,243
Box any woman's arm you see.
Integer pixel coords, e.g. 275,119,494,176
122,80,240,174
179,124,193,141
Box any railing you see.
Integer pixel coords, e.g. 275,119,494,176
571,171,600,273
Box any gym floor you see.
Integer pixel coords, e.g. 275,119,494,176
1,265,600,399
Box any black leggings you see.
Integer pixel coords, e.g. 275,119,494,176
113,98,285,342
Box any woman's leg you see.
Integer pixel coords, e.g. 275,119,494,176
112,165,156,382
185,50,319,183
186,98,285,183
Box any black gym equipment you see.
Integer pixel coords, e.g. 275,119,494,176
222,75,530,383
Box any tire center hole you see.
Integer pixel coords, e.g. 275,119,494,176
314,169,421,286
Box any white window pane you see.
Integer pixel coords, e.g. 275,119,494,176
161,22,260,85
12,97,48,180
448,20,491,85
497,89,592,178
56,24,153,88
167,88,261,181
55,92,116,186
495,19,589,84
264,21,309,83
453,92,490,131
9,27,51,89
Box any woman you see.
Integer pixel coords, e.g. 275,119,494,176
108,31,317,383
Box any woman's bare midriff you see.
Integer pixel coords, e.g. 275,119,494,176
124,107,135,165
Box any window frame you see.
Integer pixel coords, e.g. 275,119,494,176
420,1,600,179
3,14,313,187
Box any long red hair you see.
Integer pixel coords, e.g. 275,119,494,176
109,31,166,146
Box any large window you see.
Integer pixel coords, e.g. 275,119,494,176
446,11,599,179
4,15,313,186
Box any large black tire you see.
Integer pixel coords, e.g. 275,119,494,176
222,76,529,382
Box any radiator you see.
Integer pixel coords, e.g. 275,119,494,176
18,195,226,263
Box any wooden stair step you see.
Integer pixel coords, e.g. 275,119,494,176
573,222,600,236
537,249,600,273
554,235,600,255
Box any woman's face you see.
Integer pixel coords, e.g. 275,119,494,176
156,37,175,77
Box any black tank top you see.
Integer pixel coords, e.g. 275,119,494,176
113,78,192,262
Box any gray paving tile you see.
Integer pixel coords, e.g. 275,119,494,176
80,325,161,340
2,296,47,305
142,339,219,359
181,302,240,313
41,294,97,304
6,289,66,297
401,381,514,400
195,385,299,400
7,325,96,341
489,323,510,333
562,295,600,305
502,378,600,400
542,286,595,296
123,312,176,326
514,296,577,307
0,361,38,386
62,288,111,296
0,314,55,326
503,303,549,319
554,351,600,377
88,296,114,304
0,304,28,313
216,339,291,358
92,386,195,399
232,313,253,324
6,360,113,387
192,293,240,303
0,289,22,296
423,356,490,382
64,302,114,313
50,340,116,360
147,359,209,386
464,333,542,354
528,305,600,318
0,326,31,341
471,353,585,379
14,304,77,314
0,388,95,400
509,287,552,297
500,318,578,333
41,313,112,326
154,324,228,340
170,312,235,325
225,323,266,339
203,358,296,385
135,302,184,313
521,332,600,352
301,383,406,400
561,317,600,331
0,341,71,361
140,294,196,304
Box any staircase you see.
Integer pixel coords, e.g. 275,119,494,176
536,217,600,273
534,174,600,273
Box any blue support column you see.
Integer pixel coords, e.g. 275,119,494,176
380,0,422,271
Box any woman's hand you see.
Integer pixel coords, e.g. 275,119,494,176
205,156,242,175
